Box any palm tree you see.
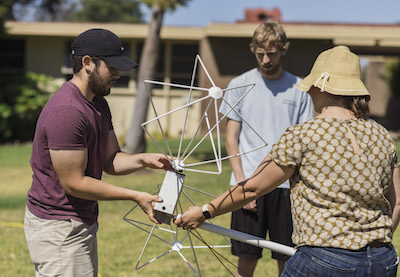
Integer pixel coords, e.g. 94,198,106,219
124,0,190,154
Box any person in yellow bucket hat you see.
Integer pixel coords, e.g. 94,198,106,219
175,45,400,276
297,45,370,97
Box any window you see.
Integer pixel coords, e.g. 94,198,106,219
171,43,199,86
0,39,25,75
137,42,199,88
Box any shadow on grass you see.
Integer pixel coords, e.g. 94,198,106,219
0,196,27,209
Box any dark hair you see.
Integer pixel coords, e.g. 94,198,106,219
71,55,102,73
350,97,370,118
332,94,370,118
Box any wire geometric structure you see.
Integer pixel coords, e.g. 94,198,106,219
123,184,231,276
141,55,267,174
123,55,272,276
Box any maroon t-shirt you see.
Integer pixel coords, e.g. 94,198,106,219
27,81,113,224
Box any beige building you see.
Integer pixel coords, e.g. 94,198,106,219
2,20,400,138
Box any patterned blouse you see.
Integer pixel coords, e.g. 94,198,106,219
269,117,399,250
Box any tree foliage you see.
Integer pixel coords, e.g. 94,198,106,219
141,0,190,11
1,0,73,22
0,0,24,21
0,0,31,33
386,58,400,98
0,0,144,24
0,72,61,142
0,3,7,33
70,0,143,23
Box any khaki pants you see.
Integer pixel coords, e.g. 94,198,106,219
24,207,98,277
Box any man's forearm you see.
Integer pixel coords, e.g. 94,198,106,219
229,155,246,182
104,151,146,175
65,175,139,201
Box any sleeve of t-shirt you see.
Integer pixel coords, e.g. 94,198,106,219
268,126,303,168
219,78,243,122
297,91,314,124
44,105,88,150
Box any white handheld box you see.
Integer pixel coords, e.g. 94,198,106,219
154,170,185,224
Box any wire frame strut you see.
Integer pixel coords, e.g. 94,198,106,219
123,184,231,276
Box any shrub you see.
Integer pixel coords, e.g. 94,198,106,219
386,58,400,98
0,72,61,142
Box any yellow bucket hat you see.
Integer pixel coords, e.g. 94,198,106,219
296,45,370,97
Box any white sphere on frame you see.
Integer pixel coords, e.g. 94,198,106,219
208,86,223,99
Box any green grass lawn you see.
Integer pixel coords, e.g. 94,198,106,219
1,142,400,276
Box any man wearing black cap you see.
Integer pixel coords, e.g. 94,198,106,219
24,29,172,276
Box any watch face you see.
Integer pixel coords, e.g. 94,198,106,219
202,204,211,219
203,210,211,219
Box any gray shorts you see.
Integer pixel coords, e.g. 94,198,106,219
24,206,98,276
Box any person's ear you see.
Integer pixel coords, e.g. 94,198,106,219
82,55,93,73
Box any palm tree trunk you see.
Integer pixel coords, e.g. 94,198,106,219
123,3,164,154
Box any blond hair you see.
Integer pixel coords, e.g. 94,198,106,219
250,20,289,52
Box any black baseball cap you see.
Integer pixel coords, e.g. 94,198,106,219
71,28,138,71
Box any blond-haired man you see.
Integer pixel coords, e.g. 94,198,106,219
219,21,313,276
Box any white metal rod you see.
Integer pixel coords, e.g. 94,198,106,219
196,55,216,87
144,79,209,92
180,98,214,162
198,222,296,257
184,144,267,167
142,94,210,126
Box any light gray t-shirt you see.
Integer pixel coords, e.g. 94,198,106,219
219,68,314,188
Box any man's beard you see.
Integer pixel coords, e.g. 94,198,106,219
88,68,111,97
259,62,280,77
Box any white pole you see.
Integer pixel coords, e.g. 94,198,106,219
198,222,296,257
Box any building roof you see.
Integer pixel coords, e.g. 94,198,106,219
4,21,204,40
4,21,400,48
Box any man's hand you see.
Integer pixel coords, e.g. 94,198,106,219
104,130,174,174
242,199,257,212
135,191,164,224
141,153,174,171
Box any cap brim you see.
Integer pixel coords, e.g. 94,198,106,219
102,55,138,71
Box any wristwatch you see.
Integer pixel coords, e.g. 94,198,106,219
202,204,212,219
